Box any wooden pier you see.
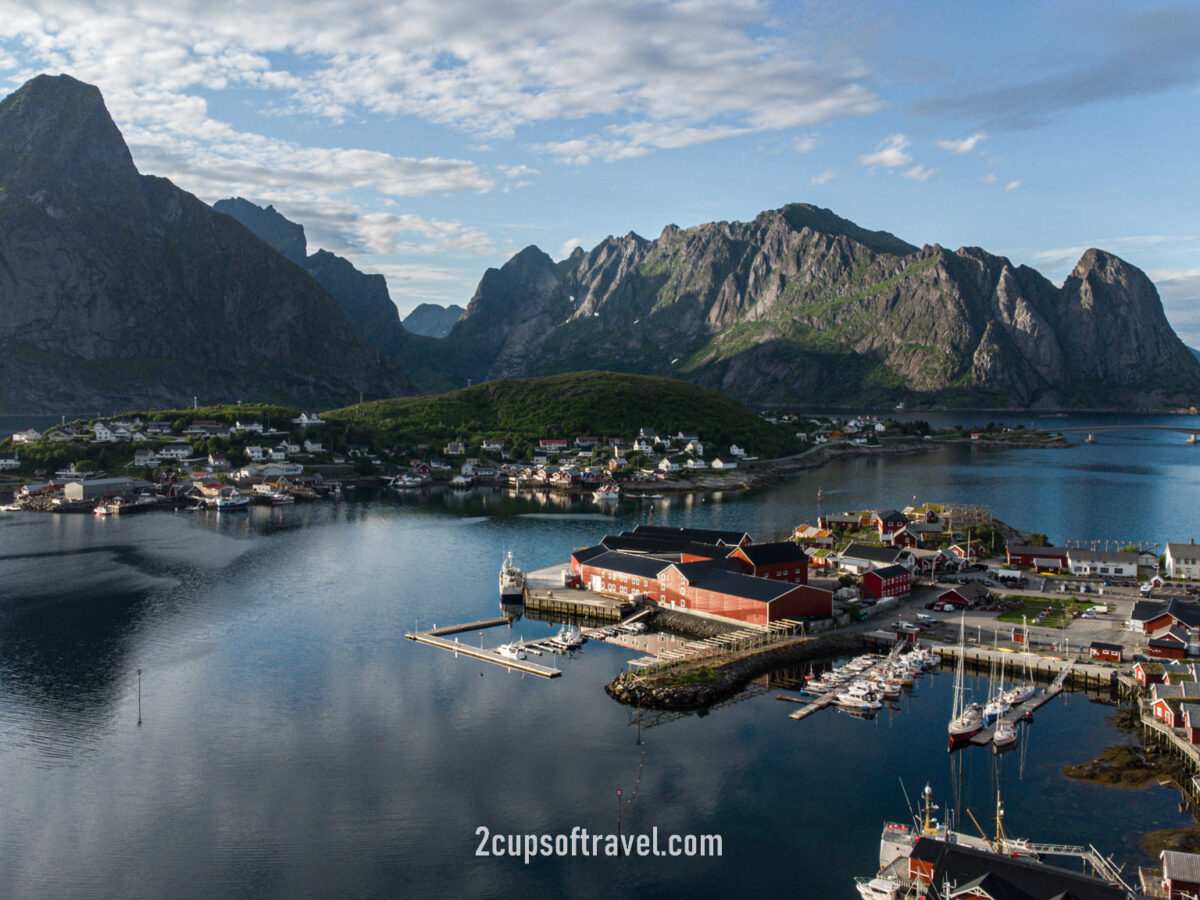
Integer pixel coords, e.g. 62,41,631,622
405,629,562,678
427,617,511,637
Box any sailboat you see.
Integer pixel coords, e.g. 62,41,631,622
948,614,983,746
1004,618,1036,705
993,717,1019,752
983,635,1010,725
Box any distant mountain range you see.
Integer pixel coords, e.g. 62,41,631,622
432,206,1200,408
2,73,1198,413
0,75,413,414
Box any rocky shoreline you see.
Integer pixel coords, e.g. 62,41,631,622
605,631,872,711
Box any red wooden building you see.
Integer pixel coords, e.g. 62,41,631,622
727,541,808,584
1005,545,1069,571
1088,642,1123,662
1149,625,1190,660
862,564,912,600
888,527,921,549
658,560,831,627
1161,849,1200,899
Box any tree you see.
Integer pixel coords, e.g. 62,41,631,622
1028,532,1050,547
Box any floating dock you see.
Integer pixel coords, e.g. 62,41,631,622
405,628,562,678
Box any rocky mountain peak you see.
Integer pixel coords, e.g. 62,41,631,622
213,197,308,265
0,73,138,194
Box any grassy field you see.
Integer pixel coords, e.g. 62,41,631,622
995,596,1106,630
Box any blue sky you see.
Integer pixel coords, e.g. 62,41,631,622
2,1,1199,340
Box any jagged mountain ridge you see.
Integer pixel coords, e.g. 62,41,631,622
402,303,465,338
439,204,1200,407
0,75,415,413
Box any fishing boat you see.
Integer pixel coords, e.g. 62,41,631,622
593,480,620,502
551,626,585,650
857,783,1134,897
214,489,250,510
948,614,983,746
499,551,525,602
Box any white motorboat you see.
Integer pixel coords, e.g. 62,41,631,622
496,642,527,660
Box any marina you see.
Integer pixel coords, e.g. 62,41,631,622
3,420,1200,896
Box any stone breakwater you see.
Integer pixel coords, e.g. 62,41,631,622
605,631,872,711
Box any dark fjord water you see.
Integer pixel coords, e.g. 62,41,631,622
1,419,1197,897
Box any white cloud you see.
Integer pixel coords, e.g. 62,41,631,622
858,133,912,170
1005,179,1021,191
902,164,937,182
979,173,997,184
558,237,584,259
792,135,818,153
810,168,835,185
936,132,986,154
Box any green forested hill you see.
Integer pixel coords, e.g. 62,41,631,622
325,371,800,457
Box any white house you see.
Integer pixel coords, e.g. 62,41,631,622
633,438,654,454
684,440,704,456
1067,549,1139,578
462,459,496,477
292,413,325,427
92,422,116,442
133,449,161,467
657,458,680,473
235,421,264,433
157,444,192,460
11,429,41,444
245,445,266,461
711,458,737,470
269,446,288,462
729,444,745,457
685,458,708,469
303,439,324,454
1167,543,1200,580
0,453,19,469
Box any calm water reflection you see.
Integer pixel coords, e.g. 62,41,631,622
0,425,1196,897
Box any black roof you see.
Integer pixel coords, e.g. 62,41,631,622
733,541,808,566
632,524,752,546
1090,642,1123,652
908,837,1126,900
571,545,609,565
841,543,903,564
672,558,747,581
941,580,990,601
867,564,909,580
687,568,801,603
605,533,729,560
582,550,671,579
875,509,908,522
1132,598,1200,629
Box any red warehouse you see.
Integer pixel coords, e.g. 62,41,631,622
727,541,809,584
862,564,912,600
659,560,832,627
575,550,667,601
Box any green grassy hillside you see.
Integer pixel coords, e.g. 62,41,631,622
325,371,800,458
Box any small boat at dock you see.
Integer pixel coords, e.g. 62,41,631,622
499,551,525,602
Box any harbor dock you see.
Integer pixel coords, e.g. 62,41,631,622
405,627,562,678
523,563,635,622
